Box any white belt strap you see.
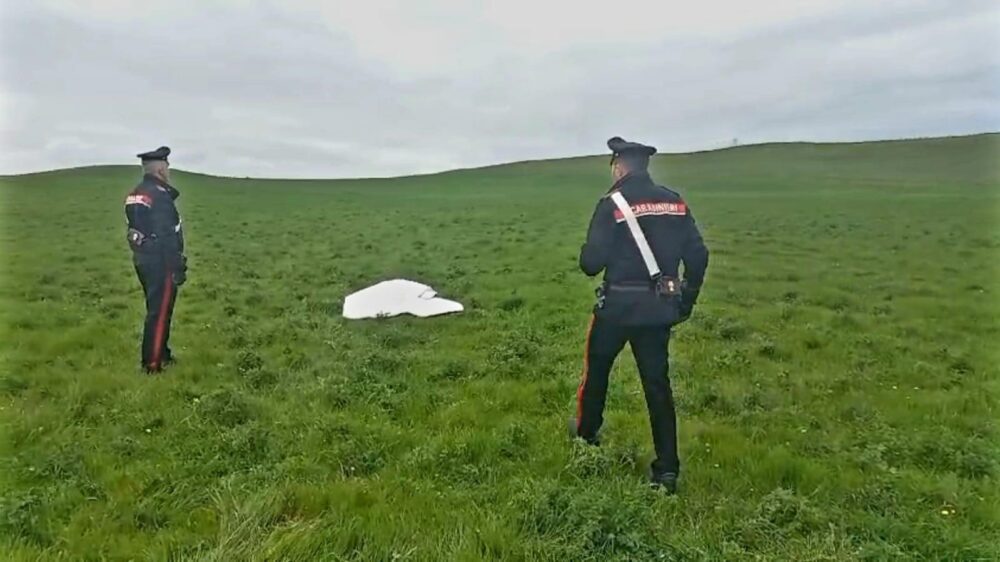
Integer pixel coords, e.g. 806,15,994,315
610,191,661,279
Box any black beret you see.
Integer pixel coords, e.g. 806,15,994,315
607,137,656,158
137,146,170,162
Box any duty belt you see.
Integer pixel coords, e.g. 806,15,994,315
608,282,656,292
608,277,682,296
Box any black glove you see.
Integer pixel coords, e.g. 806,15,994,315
171,254,188,286
677,284,700,323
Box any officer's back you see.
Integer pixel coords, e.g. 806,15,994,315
580,139,708,326
588,179,698,284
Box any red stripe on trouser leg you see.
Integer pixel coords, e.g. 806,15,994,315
575,315,596,433
149,270,173,370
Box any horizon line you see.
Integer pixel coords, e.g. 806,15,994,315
3,131,996,182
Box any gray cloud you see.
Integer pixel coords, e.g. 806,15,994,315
1,0,997,178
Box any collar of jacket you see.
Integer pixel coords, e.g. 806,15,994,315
144,174,180,200
606,170,653,195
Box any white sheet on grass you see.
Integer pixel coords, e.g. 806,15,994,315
343,279,464,319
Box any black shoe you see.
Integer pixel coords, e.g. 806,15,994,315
141,357,173,374
567,417,601,446
650,472,678,494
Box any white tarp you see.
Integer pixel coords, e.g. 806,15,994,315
342,279,464,319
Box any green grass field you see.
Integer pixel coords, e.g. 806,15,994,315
1,134,999,561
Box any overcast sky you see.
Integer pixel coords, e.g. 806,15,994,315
1,0,997,178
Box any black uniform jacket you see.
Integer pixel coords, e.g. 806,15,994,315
580,171,708,325
125,174,184,267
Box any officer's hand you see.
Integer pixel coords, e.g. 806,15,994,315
677,284,699,324
676,306,693,325
172,255,188,286
678,299,695,318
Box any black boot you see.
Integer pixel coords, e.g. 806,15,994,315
567,417,600,446
650,471,678,494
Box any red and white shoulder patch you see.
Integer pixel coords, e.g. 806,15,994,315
125,193,153,208
613,201,686,222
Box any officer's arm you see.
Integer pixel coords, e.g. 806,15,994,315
157,204,183,258
125,192,154,247
681,210,709,289
579,198,614,276
154,199,186,282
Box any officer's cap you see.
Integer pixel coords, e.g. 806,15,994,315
137,146,170,163
608,137,656,159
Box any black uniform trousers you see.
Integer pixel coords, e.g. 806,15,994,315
135,259,178,371
576,315,679,475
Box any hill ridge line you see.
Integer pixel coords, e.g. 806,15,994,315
3,132,996,182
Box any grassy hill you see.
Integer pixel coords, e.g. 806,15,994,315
1,134,998,560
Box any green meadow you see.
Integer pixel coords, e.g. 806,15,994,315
1,134,998,560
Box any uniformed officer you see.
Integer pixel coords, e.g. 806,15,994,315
125,146,187,373
570,137,709,493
